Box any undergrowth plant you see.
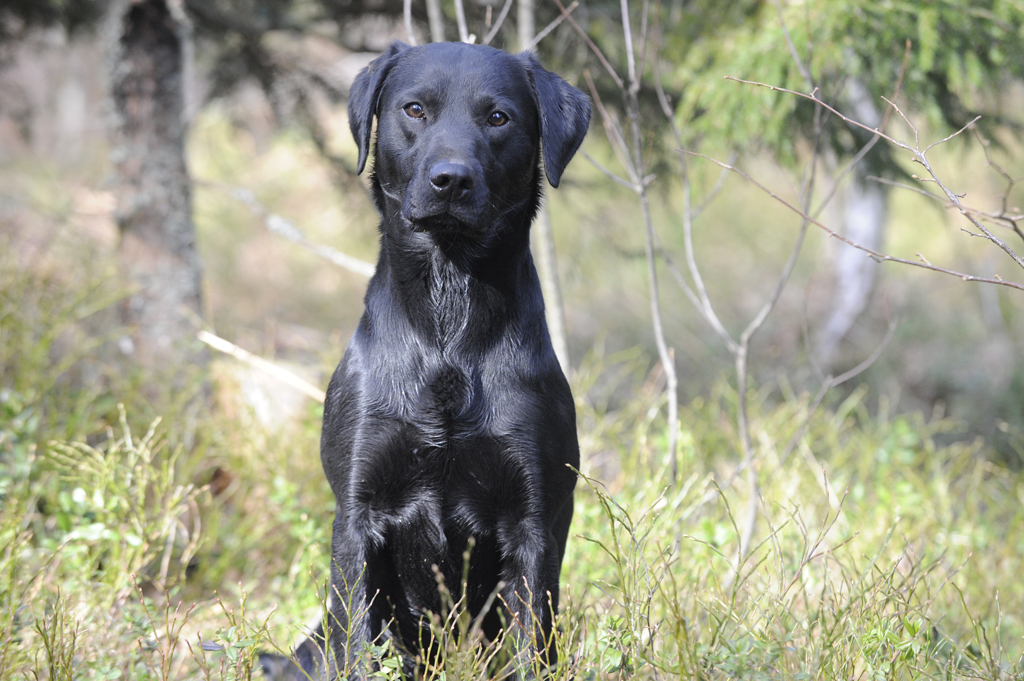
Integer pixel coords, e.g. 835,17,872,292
2,210,1023,681
560,374,1024,680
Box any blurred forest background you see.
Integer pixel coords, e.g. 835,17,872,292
4,0,1024,456
2,0,1024,678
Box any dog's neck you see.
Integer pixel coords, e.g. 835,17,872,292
370,225,544,354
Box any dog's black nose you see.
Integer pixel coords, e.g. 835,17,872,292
429,162,474,201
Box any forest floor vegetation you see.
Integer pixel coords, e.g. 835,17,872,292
1,238,1022,680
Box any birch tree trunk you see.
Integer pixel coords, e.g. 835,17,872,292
816,77,888,366
109,0,205,370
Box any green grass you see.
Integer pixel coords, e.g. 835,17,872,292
1,247,1022,680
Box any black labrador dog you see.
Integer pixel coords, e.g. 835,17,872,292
262,41,589,680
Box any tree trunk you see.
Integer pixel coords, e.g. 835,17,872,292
108,0,205,370
816,170,887,364
816,77,888,366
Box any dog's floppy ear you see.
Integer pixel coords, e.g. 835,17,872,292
349,42,410,175
520,53,591,188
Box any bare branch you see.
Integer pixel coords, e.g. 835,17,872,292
771,0,813,89
552,0,624,90
425,0,445,42
659,237,736,351
812,40,912,219
738,98,824,352
734,81,829,563
582,70,636,183
865,175,943,202
403,0,417,45
919,112,983,154
739,215,809,345
198,330,326,403
635,0,652,89
649,36,738,353
974,129,1024,246
725,76,907,146
454,0,470,42
870,174,1024,240
830,318,898,386
199,180,376,278
579,149,637,191
779,318,898,464
599,1,679,481
975,129,1018,209
728,76,1024,270
692,154,736,219
482,0,515,46
909,134,1024,270
680,177,738,352
524,0,578,50
685,154,1024,291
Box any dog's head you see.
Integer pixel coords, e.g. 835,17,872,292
348,42,590,238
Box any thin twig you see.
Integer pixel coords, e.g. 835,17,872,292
582,71,635,183
692,153,736,219
403,0,417,45
635,0,651,87
919,110,983,154
552,0,623,89
874,168,1024,236
812,39,912,219
779,318,898,464
685,153,1024,291
198,180,376,278
732,85,827,562
659,246,734,350
454,0,470,42
974,128,1024,245
425,0,445,42
616,0,678,481
771,0,812,89
868,171,1024,236
198,330,326,403
729,76,1024,269
649,31,737,351
524,0,578,50
726,76,910,148
579,149,637,191
865,175,943,202
482,0,515,46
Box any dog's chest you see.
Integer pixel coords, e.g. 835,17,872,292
415,362,475,438
428,255,472,350
357,428,510,547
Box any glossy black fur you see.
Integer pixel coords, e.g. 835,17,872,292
261,42,589,680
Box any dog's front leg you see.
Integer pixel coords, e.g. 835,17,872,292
499,526,562,679
326,513,383,680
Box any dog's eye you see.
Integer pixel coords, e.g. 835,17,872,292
487,111,510,127
404,103,425,119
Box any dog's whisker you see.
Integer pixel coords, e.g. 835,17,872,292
496,194,534,219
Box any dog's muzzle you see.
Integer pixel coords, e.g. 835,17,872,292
404,160,488,235
428,162,475,203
